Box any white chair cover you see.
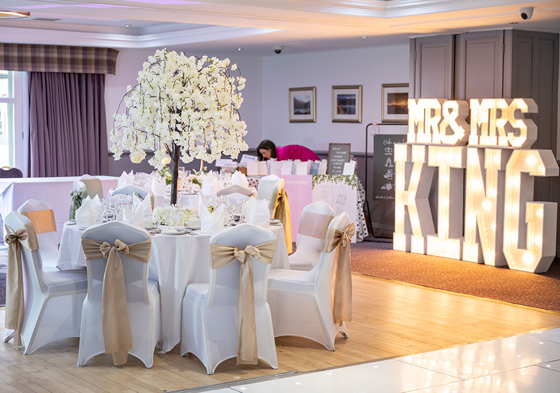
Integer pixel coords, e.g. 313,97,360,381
79,175,104,199
180,223,278,374
214,184,256,200
267,212,351,351
111,185,154,205
289,201,336,271
3,212,87,354
78,221,161,368
17,199,60,272
257,175,285,216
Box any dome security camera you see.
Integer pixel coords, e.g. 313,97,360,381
273,45,284,54
520,6,534,20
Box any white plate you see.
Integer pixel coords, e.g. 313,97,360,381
161,229,187,235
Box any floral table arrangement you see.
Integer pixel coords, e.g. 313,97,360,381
110,49,248,205
152,205,195,227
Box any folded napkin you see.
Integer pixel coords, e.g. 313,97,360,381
244,196,257,217
118,170,134,188
133,193,152,216
84,195,103,220
75,199,97,229
231,171,249,188
200,204,225,234
188,216,201,229
201,176,218,196
122,206,145,228
248,199,271,228
152,173,167,196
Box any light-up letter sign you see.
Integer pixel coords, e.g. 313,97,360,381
396,97,559,274
503,150,558,273
463,148,510,266
427,146,466,260
394,144,435,253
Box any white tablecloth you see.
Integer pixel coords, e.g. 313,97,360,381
56,222,290,352
0,176,119,242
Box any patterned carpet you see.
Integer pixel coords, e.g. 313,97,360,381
351,241,560,313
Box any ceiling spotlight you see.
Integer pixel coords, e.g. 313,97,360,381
361,36,368,39
237,48,243,51
125,24,132,27
0,11,30,19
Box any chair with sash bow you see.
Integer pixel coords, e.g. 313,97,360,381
214,184,256,203
180,223,278,374
3,212,88,354
289,201,335,271
111,184,155,209
257,175,292,253
78,221,160,368
267,212,353,351
78,175,104,199
17,199,60,272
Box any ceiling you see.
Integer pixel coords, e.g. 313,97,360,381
1,0,560,55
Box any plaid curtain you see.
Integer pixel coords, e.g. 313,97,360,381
0,44,118,74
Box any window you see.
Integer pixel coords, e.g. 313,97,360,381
0,71,26,171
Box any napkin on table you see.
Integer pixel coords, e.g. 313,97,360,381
84,195,103,220
151,173,167,196
122,206,145,228
75,199,97,229
118,170,134,188
248,199,271,228
231,171,249,188
200,204,225,234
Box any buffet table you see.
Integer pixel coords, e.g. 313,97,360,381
0,176,119,242
56,222,290,352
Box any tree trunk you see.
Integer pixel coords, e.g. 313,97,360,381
170,143,181,205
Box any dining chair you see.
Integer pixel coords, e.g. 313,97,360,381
180,223,278,374
17,199,60,272
0,166,23,178
2,212,88,354
289,201,336,271
78,221,160,367
267,212,351,351
214,184,256,202
257,175,285,216
111,184,155,209
79,175,104,198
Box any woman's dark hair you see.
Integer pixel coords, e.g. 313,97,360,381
257,139,277,161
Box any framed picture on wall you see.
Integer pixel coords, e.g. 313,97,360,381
289,87,316,123
332,85,362,123
382,83,409,124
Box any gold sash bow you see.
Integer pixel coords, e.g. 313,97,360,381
273,189,292,253
81,238,151,366
209,239,277,365
4,223,39,348
21,209,57,234
323,223,355,324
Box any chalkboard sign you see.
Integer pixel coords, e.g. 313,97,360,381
327,143,351,175
370,134,407,237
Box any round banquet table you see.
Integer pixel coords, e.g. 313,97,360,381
56,221,290,352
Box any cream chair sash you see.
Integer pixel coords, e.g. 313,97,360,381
81,238,152,366
273,189,292,253
322,223,355,324
21,209,57,234
298,212,334,239
209,239,277,365
4,222,39,348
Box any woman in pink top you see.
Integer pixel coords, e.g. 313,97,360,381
257,139,320,162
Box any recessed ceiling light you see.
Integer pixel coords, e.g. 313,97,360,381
237,48,243,51
510,22,518,24
125,24,132,27
0,11,30,18
361,36,368,39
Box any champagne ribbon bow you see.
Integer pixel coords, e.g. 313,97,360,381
273,189,292,253
4,223,39,348
209,239,277,365
322,223,355,324
81,237,151,366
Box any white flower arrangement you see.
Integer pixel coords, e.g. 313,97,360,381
110,49,248,170
152,206,194,227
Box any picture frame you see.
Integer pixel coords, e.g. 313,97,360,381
332,85,362,123
289,87,316,123
381,83,409,124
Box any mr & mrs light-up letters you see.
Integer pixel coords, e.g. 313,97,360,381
394,98,559,273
